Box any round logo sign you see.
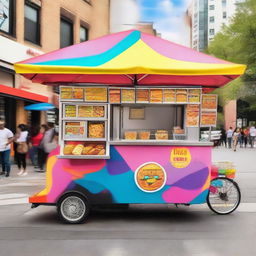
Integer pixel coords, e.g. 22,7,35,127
135,162,166,192
170,147,191,168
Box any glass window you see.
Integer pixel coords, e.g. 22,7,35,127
223,11,227,18
209,16,214,23
60,17,73,48
80,26,88,42
24,3,40,44
209,5,214,10
0,0,15,35
222,0,227,7
209,29,215,35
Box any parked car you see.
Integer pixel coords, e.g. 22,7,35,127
201,130,221,146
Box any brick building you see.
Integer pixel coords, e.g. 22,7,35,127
0,0,110,131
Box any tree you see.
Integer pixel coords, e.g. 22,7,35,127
207,0,256,108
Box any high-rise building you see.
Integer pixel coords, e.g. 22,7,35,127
187,0,244,52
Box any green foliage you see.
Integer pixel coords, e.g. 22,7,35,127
217,112,224,128
207,0,256,106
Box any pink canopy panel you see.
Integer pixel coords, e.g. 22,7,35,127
15,30,246,89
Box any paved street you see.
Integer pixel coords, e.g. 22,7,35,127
0,147,256,256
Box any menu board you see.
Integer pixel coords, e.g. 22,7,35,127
129,107,145,120
61,87,73,99
201,111,217,127
78,105,105,118
64,105,76,117
163,89,175,103
73,88,84,99
109,89,121,103
176,89,187,103
121,89,135,103
186,105,199,127
188,89,200,103
84,87,107,102
150,89,163,103
136,89,149,103
64,122,85,137
202,94,217,110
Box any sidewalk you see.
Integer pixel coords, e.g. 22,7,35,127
0,164,45,206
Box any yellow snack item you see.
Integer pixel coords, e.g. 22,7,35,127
124,131,137,140
63,144,75,155
155,130,168,140
72,144,84,155
82,144,94,155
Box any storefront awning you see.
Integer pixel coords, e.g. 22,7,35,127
0,84,48,103
14,30,246,88
24,103,55,111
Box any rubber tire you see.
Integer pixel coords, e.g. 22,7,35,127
57,193,90,224
207,177,241,215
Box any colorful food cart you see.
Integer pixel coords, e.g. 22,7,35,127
15,30,246,223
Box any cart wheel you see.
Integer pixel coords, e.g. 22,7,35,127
57,193,90,224
207,177,241,215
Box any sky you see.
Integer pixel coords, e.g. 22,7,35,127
110,0,191,46
138,0,191,45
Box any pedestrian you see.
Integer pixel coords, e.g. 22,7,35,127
244,127,249,148
28,125,44,170
0,119,14,177
220,127,227,147
233,128,240,152
226,127,233,149
15,124,29,176
238,128,244,148
249,125,256,148
38,123,57,171
37,124,47,172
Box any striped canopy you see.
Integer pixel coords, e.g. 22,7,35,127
14,30,246,88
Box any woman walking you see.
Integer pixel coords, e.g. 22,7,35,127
37,124,47,172
28,125,44,170
244,127,249,148
15,124,29,176
233,128,240,152
239,128,244,148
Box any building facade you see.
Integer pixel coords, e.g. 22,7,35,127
187,0,244,51
0,0,110,132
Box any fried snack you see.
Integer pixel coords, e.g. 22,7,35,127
188,89,200,103
72,144,84,155
121,89,135,103
202,95,217,109
93,106,105,117
85,88,107,102
155,130,168,140
73,88,84,99
176,89,187,103
136,89,149,102
124,131,137,140
109,89,121,103
98,149,106,155
87,147,102,155
163,89,175,102
82,144,94,155
88,123,104,138
65,105,76,117
61,87,73,99
173,127,185,134
63,144,75,155
78,106,93,117
138,131,150,140
150,89,163,103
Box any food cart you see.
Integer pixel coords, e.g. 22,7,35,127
15,30,246,223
